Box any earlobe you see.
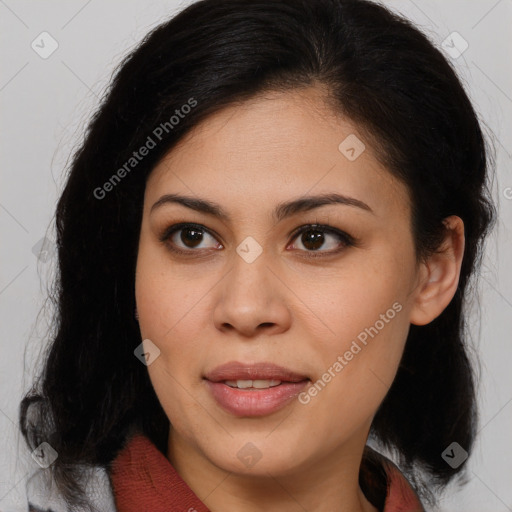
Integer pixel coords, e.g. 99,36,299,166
409,216,465,326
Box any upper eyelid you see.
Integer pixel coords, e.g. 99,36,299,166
159,222,219,243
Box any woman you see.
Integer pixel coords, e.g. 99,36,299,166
20,0,496,510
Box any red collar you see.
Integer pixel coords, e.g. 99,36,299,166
110,434,424,512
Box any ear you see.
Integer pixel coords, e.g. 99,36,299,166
409,215,465,326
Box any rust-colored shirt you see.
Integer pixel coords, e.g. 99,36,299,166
110,434,424,512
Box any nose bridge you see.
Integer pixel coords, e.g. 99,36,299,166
227,235,274,302
213,236,290,334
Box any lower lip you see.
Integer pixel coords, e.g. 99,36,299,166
205,380,309,417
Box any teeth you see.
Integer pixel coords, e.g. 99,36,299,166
224,379,282,389
234,379,252,389
253,379,282,388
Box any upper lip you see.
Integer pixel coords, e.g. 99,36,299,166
204,361,309,383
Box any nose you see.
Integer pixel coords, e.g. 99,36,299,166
212,248,292,338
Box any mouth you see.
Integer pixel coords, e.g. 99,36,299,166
203,361,310,417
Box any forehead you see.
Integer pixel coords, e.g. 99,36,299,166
146,87,411,222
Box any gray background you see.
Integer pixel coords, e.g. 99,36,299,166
1,1,511,510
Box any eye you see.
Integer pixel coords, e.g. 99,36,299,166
159,223,223,255
288,224,355,258
159,222,355,258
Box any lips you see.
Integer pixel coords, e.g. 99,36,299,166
203,361,310,417
203,361,309,383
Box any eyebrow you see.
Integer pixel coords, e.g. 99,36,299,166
150,192,374,222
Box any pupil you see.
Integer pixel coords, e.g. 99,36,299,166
303,230,324,250
181,228,203,248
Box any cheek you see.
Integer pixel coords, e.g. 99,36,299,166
134,250,212,434
134,243,217,383
295,254,410,348
293,255,413,420
135,275,207,367
135,235,200,341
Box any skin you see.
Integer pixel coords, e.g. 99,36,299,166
134,85,465,512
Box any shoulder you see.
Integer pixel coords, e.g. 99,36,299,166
379,455,425,512
361,445,425,512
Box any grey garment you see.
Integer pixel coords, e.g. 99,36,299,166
25,466,117,512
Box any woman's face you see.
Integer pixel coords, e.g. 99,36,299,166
135,86,427,476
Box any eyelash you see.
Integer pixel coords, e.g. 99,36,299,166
159,222,356,259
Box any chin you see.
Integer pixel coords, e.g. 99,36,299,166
201,435,313,478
